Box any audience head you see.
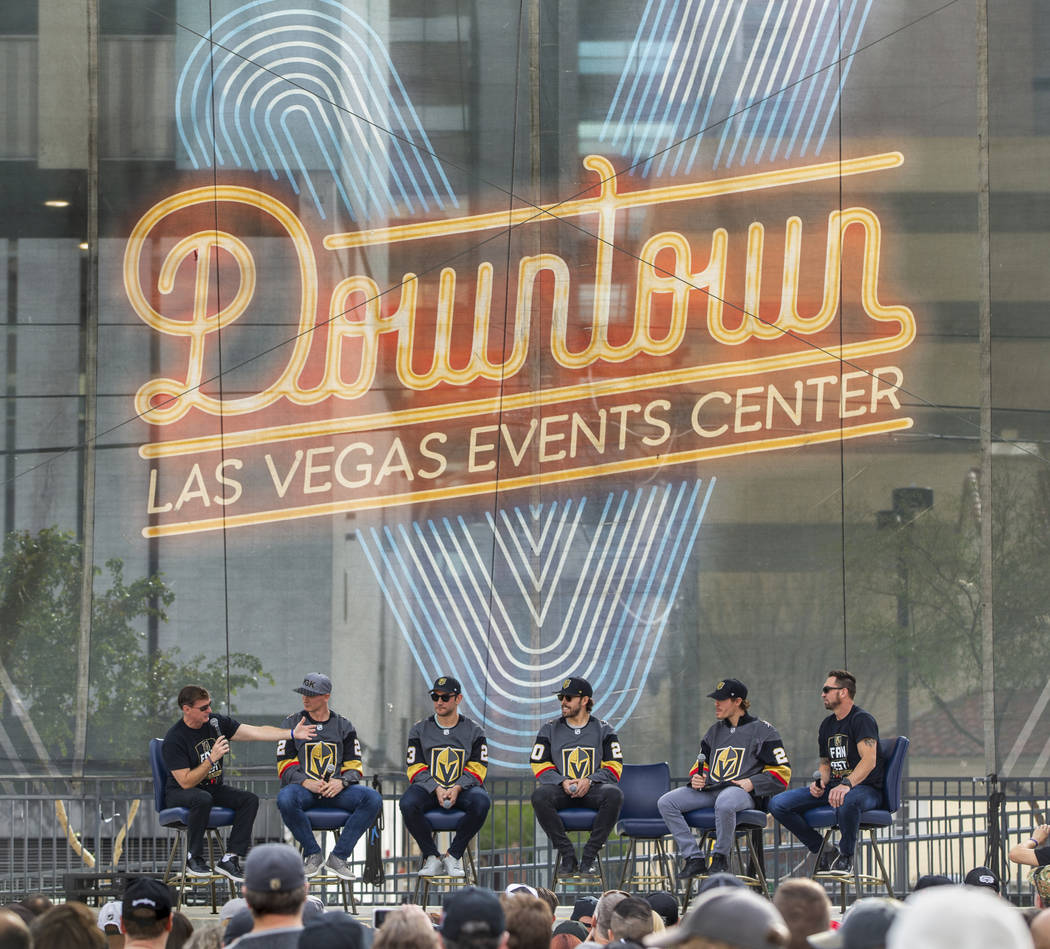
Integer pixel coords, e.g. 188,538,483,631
20,896,51,919
644,887,789,949
0,909,32,949
963,866,1000,894
167,911,194,949
553,921,588,943
183,923,225,949
913,875,954,891
501,894,551,949
122,877,174,941
772,879,831,949
807,898,899,949
31,902,107,949
242,843,308,920
644,894,679,929
298,912,366,949
593,892,631,943
551,935,581,949
696,873,747,897
373,904,440,949
608,898,655,945
535,889,559,921
571,898,598,928
1030,908,1050,949
887,885,1032,949
440,887,507,949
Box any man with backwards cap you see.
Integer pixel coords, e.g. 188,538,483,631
440,886,508,949
658,677,790,878
275,672,383,880
530,676,624,876
162,684,317,881
401,675,492,878
120,878,175,949
230,842,309,948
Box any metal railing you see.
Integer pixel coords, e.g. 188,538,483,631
0,772,1045,905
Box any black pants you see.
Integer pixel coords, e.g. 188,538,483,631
531,782,623,859
165,784,259,859
399,784,491,859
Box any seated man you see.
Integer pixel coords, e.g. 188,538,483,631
162,684,317,880
657,678,790,877
400,676,491,877
275,673,383,879
530,676,624,876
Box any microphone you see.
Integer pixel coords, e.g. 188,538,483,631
209,717,220,736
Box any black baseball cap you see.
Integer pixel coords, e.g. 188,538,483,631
707,678,748,700
571,896,599,922
294,673,332,696
645,892,679,927
122,878,173,922
441,887,505,942
964,866,1000,892
299,912,366,949
555,677,593,698
431,676,462,695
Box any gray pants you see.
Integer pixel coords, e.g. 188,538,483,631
657,784,755,858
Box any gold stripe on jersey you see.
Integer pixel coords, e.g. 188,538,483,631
464,759,487,784
277,755,298,778
407,762,428,781
764,762,791,786
532,762,555,778
341,757,363,774
601,759,623,780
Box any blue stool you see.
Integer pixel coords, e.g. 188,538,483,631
549,808,606,890
413,808,480,908
149,738,236,912
615,763,674,891
681,807,769,908
302,808,359,913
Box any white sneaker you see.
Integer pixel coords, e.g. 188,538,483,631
443,854,465,878
419,854,445,877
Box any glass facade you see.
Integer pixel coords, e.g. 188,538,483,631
1,0,1048,788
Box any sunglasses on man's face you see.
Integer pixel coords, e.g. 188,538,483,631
821,686,843,694
557,693,579,701
430,692,455,702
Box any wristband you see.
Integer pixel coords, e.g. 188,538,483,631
290,728,295,740
841,778,852,788
1030,838,1040,847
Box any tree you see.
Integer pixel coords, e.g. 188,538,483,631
0,527,270,771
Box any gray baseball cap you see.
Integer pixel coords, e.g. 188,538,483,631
808,898,901,949
294,673,332,696
644,888,788,949
243,843,306,893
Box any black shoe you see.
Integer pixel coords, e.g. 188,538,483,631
186,855,211,877
814,846,839,874
579,855,598,875
559,852,579,875
828,853,853,876
680,856,707,879
216,856,245,881
707,853,729,874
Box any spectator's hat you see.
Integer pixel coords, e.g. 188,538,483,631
644,892,679,927
441,886,505,942
807,897,900,949
913,874,954,890
555,677,592,698
299,911,366,949
244,842,307,893
555,921,589,941
707,678,748,700
431,676,462,695
964,866,1000,892
887,885,1030,949
97,900,122,932
122,878,173,923
294,673,332,696
644,888,787,949
570,896,599,922
696,872,747,895
504,884,539,898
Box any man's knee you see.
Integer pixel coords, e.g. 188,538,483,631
599,784,623,807
768,792,790,817
531,785,555,807
276,785,302,813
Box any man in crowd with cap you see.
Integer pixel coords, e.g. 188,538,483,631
644,893,679,930
440,886,508,949
230,842,309,948
964,865,1000,893
401,675,491,878
807,897,899,949
768,670,883,877
658,677,790,878
163,685,317,881
530,676,624,876
771,879,830,949
275,672,382,880
642,887,789,949
119,878,175,949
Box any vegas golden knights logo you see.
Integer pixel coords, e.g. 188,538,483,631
306,742,338,779
710,747,743,782
828,734,850,775
196,739,221,777
562,747,595,780
431,747,465,786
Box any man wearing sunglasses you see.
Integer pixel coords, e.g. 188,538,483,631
275,673,383,879
400,676,491,878
530,676,624,876
768,669,884,877
162,684,318,880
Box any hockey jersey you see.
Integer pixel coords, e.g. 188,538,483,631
690,714,791,803
406,714,488,792
276,710,364,785
531,716,623,786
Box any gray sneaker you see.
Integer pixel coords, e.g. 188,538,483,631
325,853,355,880
304,852,325,877
443,854,466,878
419,854,445,877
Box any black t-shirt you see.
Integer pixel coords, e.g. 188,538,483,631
162,713,240,792
817,704,884,789
1034,844,1050,867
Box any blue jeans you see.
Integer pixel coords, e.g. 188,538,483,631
768,783,882,857
277,782,382,858
657,784,755,858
